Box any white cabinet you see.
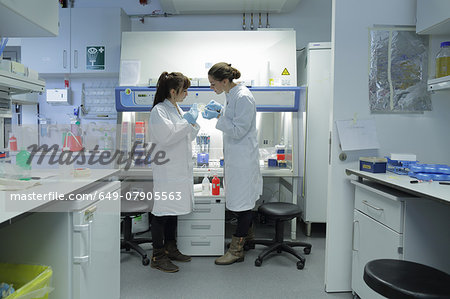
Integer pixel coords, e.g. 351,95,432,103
297,42,332,235
177,194,225,256
0,181,121,299
21,7,130,75
0,0,58,37
351,181,413,299
416,0,450,35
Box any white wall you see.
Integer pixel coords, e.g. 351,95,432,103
131,0,332,50
325,0,450,292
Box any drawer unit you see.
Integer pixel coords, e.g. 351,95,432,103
178,220,224,236
177,236,225,256
178,196,225,256
354,182,409,233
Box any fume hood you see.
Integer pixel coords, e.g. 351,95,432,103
159,0,301,14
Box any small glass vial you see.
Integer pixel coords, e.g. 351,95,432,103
436,41,450,78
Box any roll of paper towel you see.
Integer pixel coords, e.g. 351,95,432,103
194,183,203,193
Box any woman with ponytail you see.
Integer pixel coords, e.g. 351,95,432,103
149,71,199,273
203,62,263,265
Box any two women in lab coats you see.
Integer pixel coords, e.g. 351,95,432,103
203,62,263,265
149,71,200,273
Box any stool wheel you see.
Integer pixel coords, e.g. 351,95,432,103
142,257,150,266
297,261,305,270
304,247,311,255
255,258,262,267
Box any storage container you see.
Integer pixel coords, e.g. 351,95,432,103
359,157,387,173
0,263,53,299
436,41,450,78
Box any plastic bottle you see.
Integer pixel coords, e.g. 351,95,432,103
8,134,17,152
212,174,220,196
436,41,450,78
16,147,32,179
202,170,210,195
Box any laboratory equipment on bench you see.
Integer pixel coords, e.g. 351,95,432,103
196,133,210,167
436,41,450,78
212,173,220,195
202,170,210,195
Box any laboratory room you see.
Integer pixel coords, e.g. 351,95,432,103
1,0,450,298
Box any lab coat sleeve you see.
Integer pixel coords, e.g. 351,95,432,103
150,106,193,146
216,95,254,140
190,123,200,141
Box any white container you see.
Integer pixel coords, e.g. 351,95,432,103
202,174,210,195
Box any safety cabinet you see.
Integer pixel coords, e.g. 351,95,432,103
177,193,225,256
21,7,130,74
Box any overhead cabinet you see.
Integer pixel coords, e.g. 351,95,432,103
416,0,450,35
21,7,130,75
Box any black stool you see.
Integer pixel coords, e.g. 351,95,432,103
249,202,312,270
121,199,152,266
364,259,450,299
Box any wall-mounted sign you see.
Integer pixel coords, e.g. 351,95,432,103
86,46,105,70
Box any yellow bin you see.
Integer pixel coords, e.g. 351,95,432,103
0,263,53,299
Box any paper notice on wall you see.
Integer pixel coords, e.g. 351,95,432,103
119,60,141,86
335,119,380,151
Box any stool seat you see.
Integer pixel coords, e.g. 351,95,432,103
258,202,301,220
364,259,450,299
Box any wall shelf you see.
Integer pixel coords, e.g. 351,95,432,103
428,75,450,92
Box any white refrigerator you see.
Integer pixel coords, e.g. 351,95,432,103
297,42,332,236
0,181,121,299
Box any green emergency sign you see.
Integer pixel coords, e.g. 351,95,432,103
86,46,105,70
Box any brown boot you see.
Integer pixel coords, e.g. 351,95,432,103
215,235,245,265
164,240,191,262
151,248,179,273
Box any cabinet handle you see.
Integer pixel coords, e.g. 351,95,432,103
73,223,91,264
352,220,359,251
191,224,211,230
362,200,383,211
194,208,211,213
74,50,78,69
191,241,211,246
63,50,67,69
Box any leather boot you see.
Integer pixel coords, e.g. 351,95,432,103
245,225,255,250
215,235,245,265
164,240,191,262
151,248,179,273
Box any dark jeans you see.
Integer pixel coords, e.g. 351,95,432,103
151,214,177,249
234,209,253,237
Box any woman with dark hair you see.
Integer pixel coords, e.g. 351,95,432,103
149,71,199,273
203,62,263,265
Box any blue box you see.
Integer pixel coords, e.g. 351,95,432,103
359,157,387,173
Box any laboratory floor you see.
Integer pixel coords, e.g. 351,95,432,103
120,215,353,299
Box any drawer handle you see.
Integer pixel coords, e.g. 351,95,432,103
352,220,359,251
362,200,383,211
191,241,211,246
191,224,211,230
194,208,211,213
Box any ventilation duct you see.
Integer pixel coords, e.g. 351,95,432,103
159,0,301,14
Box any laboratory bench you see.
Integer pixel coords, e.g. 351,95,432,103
346,169,450,299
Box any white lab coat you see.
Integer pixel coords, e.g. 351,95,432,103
149,99,200,216
216,84,263,211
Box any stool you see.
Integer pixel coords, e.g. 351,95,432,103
249,202,312,270
364,259,450,299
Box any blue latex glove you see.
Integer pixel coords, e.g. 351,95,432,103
202,109,220,119
205,100,223,112
183,103,198,124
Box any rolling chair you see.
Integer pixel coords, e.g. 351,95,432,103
121,198,153,266
248,202,312,270
364,259,450,298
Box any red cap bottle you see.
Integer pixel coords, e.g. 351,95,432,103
212,175,220,195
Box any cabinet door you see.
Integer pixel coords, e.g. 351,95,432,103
21,8,70,73
352,210,402,299
72,182,120,299
70,8,121,74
